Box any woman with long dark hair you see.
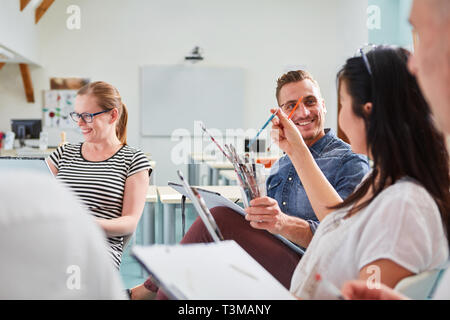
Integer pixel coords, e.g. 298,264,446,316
264,45,450,299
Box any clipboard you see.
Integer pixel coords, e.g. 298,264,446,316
176,170,224,242
168,182,305,256
131,240,296,300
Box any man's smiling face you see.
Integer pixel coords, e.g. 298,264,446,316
277,79,326,147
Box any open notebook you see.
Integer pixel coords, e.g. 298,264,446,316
132,240,295,300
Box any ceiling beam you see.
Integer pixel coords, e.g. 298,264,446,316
19,64,35,103
35,0,55,24
20,0,32,11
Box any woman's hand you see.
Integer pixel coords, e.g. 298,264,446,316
270,108,343,222
270,108,306,156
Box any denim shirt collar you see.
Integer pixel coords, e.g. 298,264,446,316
309,128,336,158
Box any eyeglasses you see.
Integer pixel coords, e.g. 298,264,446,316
280,95,319,113
356,44,377,76
69,109,111,123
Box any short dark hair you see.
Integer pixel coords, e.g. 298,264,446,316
275,70,320,103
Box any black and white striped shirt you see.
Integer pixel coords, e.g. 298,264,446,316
49,143,151,269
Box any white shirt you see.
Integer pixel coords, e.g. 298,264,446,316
0,170,127,299
290,177,449,300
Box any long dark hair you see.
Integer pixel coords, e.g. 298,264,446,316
332,46,450,244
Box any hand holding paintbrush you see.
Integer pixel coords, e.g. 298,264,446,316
268,100,308,155
200,122,266,207
267,96,303,152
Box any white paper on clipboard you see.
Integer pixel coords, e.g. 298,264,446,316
132,241,296,300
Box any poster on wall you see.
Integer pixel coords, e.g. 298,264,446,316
42,77,90,129
50,77,90,90
42,90,78,129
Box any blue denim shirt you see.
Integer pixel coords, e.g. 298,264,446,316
266,128,369,234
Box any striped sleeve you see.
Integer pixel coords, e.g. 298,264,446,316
48,145,66,170
127,150,151,177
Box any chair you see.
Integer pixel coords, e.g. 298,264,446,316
394,268,446,300
122,230,147,277
122,233,135,252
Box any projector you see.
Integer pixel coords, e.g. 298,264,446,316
185,46,204,62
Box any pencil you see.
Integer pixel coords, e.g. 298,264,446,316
315,273,346,300
287,96,303,119
247,108,280,149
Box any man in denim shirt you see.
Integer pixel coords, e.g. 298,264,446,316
245,70,369,248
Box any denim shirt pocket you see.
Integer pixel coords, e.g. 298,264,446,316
266,178,282,198
287,179,318,221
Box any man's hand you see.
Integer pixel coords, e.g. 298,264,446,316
245,196,314,248
244,196,288,234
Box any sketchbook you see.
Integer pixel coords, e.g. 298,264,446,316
168,182,305,256
132,240,295,300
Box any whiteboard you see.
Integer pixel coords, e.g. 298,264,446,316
140,65,245,136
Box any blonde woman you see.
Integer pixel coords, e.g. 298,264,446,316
47,81,151,269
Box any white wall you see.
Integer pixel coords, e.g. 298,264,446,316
0,0,42,64
0,0,368,184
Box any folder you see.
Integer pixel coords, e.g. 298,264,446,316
132,240,296,300
168,182,305,256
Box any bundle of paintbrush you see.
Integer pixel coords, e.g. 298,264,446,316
199,122,266,207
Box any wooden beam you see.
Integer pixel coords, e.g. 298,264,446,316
19,64,35,103
20,0,31,11
0,63,5,70
35,0,55,24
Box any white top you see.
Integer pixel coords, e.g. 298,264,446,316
0,170,126,299
290,177,449,300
